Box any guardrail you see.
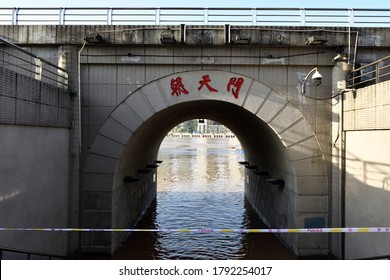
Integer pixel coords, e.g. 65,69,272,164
348,55,390,88
354,254,390,260
0,37,71,128
0,37,68,89
0,246,67,260
1,8,390,27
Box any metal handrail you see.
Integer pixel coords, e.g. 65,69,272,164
348,55,390,88
0,37,68,89
354,254,390,260
0,7,390,26
0,246,67,260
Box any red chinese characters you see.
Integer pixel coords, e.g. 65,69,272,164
170,77,189,96
227,77,244,99
170,75,245,99
198,75,218,93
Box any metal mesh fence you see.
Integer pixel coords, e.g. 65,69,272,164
343,81,390,131
0,66,71,128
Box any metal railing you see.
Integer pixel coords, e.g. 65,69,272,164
348,55,390,88
0,246,67,260
0,37,71,128
0,37,68,89
354,254,390,260
1,8,390,27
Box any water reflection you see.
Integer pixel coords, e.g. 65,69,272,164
113,137,295,260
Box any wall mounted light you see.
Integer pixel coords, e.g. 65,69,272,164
84,33,104,44
254,170,269,177
154,160,163,164
267,178,285,187
301,67,322,95
124,176,140,183
160,28,176,44
231,29,251,44
147,163,159,169
138,169,152,174
245,165,257,170
305,35,327,45
238,161,249,165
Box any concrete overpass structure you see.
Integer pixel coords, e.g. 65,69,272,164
1,8,390,259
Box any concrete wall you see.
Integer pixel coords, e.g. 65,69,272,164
0,124,69,257
82,168,157,254
341,81,390,259
344,130,390,259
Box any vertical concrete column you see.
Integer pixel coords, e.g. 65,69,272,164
331,61,350,259
57,51,68,88
58,45,81,257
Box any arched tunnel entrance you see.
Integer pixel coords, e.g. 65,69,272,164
82,70,328,257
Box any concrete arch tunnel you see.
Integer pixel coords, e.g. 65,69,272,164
82,70,328,256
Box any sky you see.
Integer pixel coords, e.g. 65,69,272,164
1,0,390,9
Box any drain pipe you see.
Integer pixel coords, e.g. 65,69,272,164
331,61,350,259
78,41,87,154
338,62,354,260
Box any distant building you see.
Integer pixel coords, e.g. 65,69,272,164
171,119,232,134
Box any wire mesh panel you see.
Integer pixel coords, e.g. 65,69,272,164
0,67,16,124
0,66,71,128
344,81,390,131
0,95,16,124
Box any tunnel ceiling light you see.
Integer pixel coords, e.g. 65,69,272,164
301,67,322,95
160,28,176,44
124,176,140,183
305,35,327,45
84,33,104,44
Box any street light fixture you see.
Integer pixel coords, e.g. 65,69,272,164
160,28,176,44
84,33,104,44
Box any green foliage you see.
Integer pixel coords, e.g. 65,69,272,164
172,119,197,133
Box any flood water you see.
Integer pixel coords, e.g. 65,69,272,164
112,137,295,260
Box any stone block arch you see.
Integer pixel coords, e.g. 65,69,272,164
82,70,328,256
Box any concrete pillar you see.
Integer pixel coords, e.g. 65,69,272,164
57,45,81,257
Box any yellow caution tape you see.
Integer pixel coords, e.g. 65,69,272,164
0,227,389,233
